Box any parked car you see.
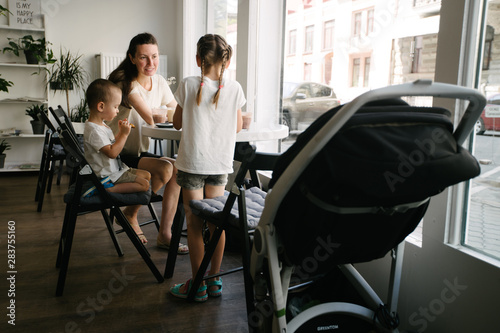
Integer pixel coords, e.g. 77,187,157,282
475,93,500,135
281,82,340,131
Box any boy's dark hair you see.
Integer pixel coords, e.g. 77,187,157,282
86,79,121,110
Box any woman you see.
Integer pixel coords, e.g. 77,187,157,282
108,32,188,254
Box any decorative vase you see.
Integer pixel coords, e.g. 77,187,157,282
0,154,6,168
30,120,45,134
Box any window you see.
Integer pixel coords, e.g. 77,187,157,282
411,36,423,73
483,25,494,70
363,57,370,87
323,20,334,50
366,8,374,34
462,0,500,261
304,63,312,81
304,25,314,53
352,58,360,87
289,29,297,55
353,12,362,36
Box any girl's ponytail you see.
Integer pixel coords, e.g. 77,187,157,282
196,59,205,106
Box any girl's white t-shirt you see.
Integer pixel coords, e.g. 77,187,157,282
108,74,174,156
174,76,246,175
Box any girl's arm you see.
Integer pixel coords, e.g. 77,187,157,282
173,104,183,130
128,93,155,125
236,109,243,133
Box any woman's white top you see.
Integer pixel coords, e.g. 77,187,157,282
108,74,174,156
174,76,246,175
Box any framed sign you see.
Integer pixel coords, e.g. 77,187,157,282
8,0,43,29
485,104,500,118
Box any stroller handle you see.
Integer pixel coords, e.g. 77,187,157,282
262,80,486,228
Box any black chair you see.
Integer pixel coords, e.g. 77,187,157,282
35,109,66,212
165,142,278,313
55,122,164,296
49,105,76,134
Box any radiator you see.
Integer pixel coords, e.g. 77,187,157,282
95,53,168,80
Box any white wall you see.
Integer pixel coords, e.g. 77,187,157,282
41,0,182,112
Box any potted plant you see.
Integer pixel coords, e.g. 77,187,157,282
2,35,56,65
25,104,47,134
0,139,11,168
70,97,89,122
0,74,13,92
0,5,12,17
49,49,88,116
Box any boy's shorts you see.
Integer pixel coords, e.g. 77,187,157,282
176,170,228,190
114,168,138,184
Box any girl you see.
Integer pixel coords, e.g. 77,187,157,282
170,34,245,302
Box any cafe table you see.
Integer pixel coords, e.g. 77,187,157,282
141,122,289,144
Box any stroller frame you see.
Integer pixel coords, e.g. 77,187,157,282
249,80,485,332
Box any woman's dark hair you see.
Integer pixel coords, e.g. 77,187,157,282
108,32,158,108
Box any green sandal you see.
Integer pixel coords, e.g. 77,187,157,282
170,279,208,302
207,277,222,297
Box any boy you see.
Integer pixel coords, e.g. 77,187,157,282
83,78,151,199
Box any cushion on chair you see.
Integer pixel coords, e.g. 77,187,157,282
64,181,152,210
189,186,267,230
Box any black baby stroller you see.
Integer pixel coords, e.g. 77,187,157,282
248,80,485,332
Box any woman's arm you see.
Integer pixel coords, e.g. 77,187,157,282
173,104,183,130
128,93,155,125
236,109,243,133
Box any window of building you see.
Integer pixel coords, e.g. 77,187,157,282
353,11,362,36
305,25,314,53
352,57,360,87
289,29,297,55
367,8,374,34
483,25,494,70
411,35,423,73
304,62,312,81
323,20,334,50
363,57,371,87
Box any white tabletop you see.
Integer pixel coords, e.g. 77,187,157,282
142,123,289,142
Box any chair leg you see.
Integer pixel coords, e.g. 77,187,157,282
36,151,52,212
147,202,161,230
47,159,56,193
188,226,224,301
164,200,185,278
113,207,164,283
55,204,78,296
100,209,124,257
56,159,64,185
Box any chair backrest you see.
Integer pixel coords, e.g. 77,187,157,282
50,106,76,134
37,108,58,133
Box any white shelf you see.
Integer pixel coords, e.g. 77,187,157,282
0,99,48,104
0,162,40,172
0,62,48,68
0,134,44,138
0,25,44,32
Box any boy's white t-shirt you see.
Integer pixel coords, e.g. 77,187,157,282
174,76,246,175
108,74,174,156
84,121,129,182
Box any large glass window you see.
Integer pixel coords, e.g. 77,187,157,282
463,0,500,260
281,0,442,244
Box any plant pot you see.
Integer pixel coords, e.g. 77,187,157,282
0,154,6,168
30,120,45,134
24,50,39,64
50,82,74,90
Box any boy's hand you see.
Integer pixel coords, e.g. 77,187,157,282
118,118,133,135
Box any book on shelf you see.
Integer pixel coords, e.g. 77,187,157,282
0,97,47,103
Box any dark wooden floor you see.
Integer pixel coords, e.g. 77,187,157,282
0,172,249,333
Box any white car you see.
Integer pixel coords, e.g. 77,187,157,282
281,82,340,131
